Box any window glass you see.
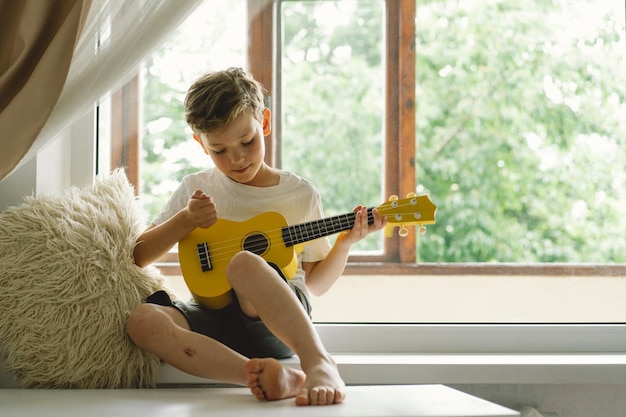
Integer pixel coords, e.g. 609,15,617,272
414,0,626,263
280,0,386,253
139,0,246,220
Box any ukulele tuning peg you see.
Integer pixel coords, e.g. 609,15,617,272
406,192,416,198
398,226,409,237
418,225,427,235
388,194,400,208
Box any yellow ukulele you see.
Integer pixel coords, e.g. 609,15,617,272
178,194,437,309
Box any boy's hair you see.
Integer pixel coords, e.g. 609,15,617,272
184,67,267,136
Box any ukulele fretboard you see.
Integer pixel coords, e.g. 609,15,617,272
282,209,375,247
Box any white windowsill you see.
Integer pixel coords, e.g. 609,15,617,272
158,324,626,386
158,353,626,386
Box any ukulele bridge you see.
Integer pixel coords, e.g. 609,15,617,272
196,242,213,272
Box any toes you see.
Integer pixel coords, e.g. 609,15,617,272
243,358,262,374
309,387,322,405
295,388,310,406
313,387,335,405
297,387,344,406
323,388,337,405
248,384,265,401
334,389,346,404
246,372,259,384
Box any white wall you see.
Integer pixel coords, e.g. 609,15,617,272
0,111,95,211
166,274,626,323
0,158,37,210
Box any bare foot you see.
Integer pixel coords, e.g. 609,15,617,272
296,355,346,406
243,358,306,401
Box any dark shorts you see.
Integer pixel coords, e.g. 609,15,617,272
146,265,311,359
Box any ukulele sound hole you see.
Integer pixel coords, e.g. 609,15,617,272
243,233,270,256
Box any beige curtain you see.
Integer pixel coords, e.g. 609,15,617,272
0,0,91,181
0,0,203,182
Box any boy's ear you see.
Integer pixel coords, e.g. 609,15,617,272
262,108,271,136
193,134,209,155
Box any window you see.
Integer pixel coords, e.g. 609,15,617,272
279,0,386,255
274,0,626,269
100,0,626,323
414,1,626,265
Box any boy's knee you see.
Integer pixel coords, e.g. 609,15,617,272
226,251,262,282
126,303,161,347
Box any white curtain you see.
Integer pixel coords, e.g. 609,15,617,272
0,0,89,181
1,0,203,180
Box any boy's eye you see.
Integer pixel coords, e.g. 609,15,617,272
211,149,225,155
242,138,254,146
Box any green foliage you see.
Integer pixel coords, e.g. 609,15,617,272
139,0,246,221
415,0,626,262
141,53,191,219
281,0,385,251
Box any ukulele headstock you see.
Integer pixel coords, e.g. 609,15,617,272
376,193,437,237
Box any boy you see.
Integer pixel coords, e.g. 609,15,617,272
126,67,386,406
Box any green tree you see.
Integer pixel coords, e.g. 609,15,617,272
281,1,385,251
140,0,246,221
414,0,626,262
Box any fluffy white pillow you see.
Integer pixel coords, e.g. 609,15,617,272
0,170,170,388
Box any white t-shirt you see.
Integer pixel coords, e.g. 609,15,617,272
153,167,332,287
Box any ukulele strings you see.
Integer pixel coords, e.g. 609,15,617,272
184,200,421,267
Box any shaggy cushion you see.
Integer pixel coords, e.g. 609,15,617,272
0,170,171,388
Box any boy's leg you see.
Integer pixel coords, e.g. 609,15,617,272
126,303,248,385
226,251,346,406
125,302,305,391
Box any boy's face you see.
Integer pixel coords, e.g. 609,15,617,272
194,109,271,186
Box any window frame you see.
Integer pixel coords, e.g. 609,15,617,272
109,0,626,279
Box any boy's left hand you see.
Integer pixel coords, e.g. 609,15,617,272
342,205,387,244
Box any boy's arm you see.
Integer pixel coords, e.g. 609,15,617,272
133,190,217,267
303,206,386,296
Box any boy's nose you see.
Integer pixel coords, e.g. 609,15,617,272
230,150,245,163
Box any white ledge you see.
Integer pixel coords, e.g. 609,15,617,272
158,353,626,386
158,324,626,386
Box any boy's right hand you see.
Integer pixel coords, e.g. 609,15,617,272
186,189,217,229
